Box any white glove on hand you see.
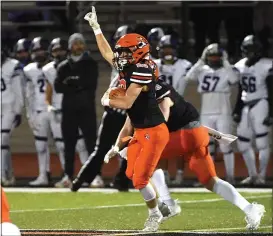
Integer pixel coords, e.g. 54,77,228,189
84,6,100,30
101,89,110,107
104,146,119,163
201,46,208,62
47,105,57,112
119,147,128,160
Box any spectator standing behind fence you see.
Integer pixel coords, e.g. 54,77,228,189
54,33,98,187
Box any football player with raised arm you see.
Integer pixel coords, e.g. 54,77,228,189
85,7,169,231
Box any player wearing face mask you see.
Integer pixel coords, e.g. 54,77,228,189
154,34,192,185
147,27,165,60
23,37,52,186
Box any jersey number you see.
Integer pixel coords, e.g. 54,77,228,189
37,79,46,93
201,76,220,91
161,75,173,85
241,76,256,93
1,78,6,92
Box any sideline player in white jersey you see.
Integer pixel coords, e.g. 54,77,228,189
24,37,52,186
43,38,89,179
1,47,24,186
184,44,239,184
154,34,192,185
233,35,273,185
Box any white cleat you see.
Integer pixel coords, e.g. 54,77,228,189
55,175,72,188
240,176,257,185
29,175,49,186
171,171,183,186
143,212,163,232
244,203,265,230
162,199,181,222
255,176,266,185
90,175,104,188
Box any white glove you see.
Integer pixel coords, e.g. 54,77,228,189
101,89,110,107
119,147,128,160
47,105,57,112
104,146,119,163
84,6,100,31
200,46,208,62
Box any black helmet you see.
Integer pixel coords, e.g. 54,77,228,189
147,27,164,58
113,25,134,41
158,34,179,62
49,38,68,63
1,45,9,64
205,43,224,68
30,37,50,63
241,35,262,59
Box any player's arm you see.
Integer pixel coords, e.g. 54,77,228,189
45,81,53,106
107,83,143,109
11,64,24,115
158,97,173,121
156,81,173,121
264,66,273,125
222,51,240,85
232,83,244,123
84,7,114,65
24,70,35,119
178,61,192,95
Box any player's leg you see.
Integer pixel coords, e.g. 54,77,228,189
189,146,265,230
29,111,50,186
251,99,271,183
1,109,15,186
1,187,11,223
236,106,257,184
50,112,65,170
56,110,78,187
216,115,235,183
76,129,89,165
132,124,169,231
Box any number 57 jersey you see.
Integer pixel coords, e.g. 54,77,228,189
187,63,239,115
234,58,272,102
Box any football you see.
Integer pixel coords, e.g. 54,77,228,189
109,87,126,99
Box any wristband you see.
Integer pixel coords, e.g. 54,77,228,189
103,98,110,107
94,28,102,35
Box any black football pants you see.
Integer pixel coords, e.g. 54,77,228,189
62,108,97,179
75,111,126,183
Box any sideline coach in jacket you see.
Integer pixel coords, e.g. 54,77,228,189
54,33,98,187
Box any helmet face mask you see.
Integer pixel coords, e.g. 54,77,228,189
205,43,223,68
31,49,48,63
114,33,150,71
158,35,178,63
160,46,175,62
241,35,262,60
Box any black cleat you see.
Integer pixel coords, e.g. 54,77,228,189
71,178,83,192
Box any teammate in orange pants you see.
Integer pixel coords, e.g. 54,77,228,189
1,186,11,223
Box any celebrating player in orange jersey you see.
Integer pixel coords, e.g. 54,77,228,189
85,7,169,231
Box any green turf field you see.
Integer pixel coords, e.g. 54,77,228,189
6,188,272,233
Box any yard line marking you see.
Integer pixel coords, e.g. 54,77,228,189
10,194,271,213
4,187,272,193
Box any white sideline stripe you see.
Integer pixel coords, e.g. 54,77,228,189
4,187,272,193
10,194,270,213
190,225,272,232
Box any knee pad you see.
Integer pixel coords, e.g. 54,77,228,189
35,140,48,154
237,137,251,153
255,134,269,150
76,139,86,152
132,175,149,189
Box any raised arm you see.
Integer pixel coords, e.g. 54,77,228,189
84,6,114,65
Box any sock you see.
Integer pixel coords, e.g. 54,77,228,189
46,146,50,173
1,149,9,179
258,148,270,179
35,141,49,177
223,152,235,179
242,148,257,177
6,150,14,179
213,178,250,212
56,147,65,170
148,205,161,215
140,182,157,202
175,169,184,180
151,169,175,206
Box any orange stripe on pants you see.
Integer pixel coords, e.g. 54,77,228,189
1,187,11,223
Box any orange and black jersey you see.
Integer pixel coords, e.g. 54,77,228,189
119,60,165,128
155,79,199,132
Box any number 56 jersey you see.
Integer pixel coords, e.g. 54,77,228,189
234,58,272,102
24,62,47,112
